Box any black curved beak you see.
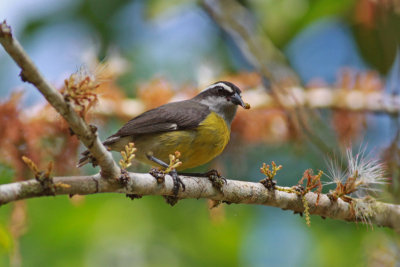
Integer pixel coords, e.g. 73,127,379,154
230,92,248,109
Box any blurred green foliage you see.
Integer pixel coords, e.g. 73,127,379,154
250,0,356,47
1,195,252,266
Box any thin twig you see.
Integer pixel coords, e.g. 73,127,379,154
0,21,120,179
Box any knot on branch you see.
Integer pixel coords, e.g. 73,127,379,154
119,169,130,187
22,156,55,195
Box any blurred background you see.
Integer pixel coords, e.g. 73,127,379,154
1,0,400,266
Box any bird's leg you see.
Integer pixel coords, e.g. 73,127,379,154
147,154,169,169
146,153,185,198
178,169,226,192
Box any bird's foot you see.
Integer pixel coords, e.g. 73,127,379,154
147,153,186,195
147,153,186,206
149,168,185,206
205,169,226,192
169,169,186,196
163,195,179,206
178,169,226,193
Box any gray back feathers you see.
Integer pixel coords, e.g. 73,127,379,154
109,100,209,139
105,81,240,143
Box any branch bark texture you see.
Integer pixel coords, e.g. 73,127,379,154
0,21,120,179
0,173,399,231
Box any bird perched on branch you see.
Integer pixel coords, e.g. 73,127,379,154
78,81,250,196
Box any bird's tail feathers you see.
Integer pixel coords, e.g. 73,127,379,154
76,150,90,168
76,136,120,168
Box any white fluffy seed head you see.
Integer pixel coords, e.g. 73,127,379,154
324,155,346,185
324,147,387,197
346,147,387,196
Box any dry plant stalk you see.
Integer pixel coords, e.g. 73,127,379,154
294,169,324,227
258,162,323,226
298,169,323,205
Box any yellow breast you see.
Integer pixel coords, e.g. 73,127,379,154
187,111,231,168
133,111,231,170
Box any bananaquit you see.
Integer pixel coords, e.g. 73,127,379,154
78,81,249,194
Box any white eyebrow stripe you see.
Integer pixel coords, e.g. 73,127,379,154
201,82,233,93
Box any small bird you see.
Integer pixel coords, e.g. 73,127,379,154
78,81,249,194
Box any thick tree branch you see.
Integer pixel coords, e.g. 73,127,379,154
0,21,120,179
0,173,399,231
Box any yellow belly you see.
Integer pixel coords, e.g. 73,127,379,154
133,112,230,170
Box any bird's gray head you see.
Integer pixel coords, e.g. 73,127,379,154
193,81,249,126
